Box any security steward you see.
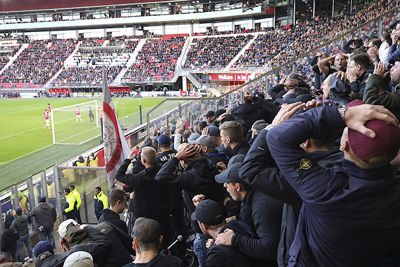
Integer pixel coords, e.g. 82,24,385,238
63,188,76,220
94,186,108,220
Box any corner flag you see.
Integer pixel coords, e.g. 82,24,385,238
102,71,131,189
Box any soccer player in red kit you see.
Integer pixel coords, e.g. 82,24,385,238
76,105,82,124
43,109,50,129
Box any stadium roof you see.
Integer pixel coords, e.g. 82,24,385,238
0,0,172,13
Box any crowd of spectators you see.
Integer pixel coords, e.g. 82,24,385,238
123,36,185,82
184,35,253,70
0,45,20,71
0,91,20,98
0,39,77,85
4,3,400,267
80,38,105,47
51,37,139,86
52,66,122,87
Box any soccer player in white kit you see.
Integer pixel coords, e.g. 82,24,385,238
76,105,82,124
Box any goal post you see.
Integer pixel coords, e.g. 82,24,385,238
51,100,100,145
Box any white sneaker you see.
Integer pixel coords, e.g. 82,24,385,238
28,258,33,262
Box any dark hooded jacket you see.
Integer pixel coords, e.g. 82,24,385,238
27,202,57,229
99,209,134,265
232,102,263,128
1,227,19,253
240,128,343,267
36,226,112,267
155,156,225,207
206,220,266,267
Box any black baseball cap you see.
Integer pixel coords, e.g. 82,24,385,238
215,162,242,184
191,199,226,226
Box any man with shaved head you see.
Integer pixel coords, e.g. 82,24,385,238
116,146,171,247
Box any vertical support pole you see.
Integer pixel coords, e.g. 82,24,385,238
27,177,37,230
313,0,316,18
350,0,353,14
95,100,99,128
139,98,143,125
378,19,383,38
332,0,335,17
41,170,49,200
53,165,63,218
293,0,296,25
83,171,88,223
166,114,170,134
51,110,55,144
123,103,125,126
11,185,19,210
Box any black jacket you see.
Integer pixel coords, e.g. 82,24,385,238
240,128,343,267
348,70,370,100
99,209,134,265
156,149,177,165
122,254,183,267
232,102,262,127
155,157,225,207
27,202,57,229
37,226,112,267
1,228,19,253
269,84,286,101
116,159,170,230
232,190,282,265
205,151,229,165
206,220,265,267
228,141,250,158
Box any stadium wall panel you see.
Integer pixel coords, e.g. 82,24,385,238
0,0,169,12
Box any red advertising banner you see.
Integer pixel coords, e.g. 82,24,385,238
109,86,131,93
209,73,252,81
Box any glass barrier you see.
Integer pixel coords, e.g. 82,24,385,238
57,166,107,224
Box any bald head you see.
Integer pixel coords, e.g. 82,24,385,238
141,147,156,166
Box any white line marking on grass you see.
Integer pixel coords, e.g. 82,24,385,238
0,144,53,166
0,117,74,141
0,107,43,117
57,127,99,143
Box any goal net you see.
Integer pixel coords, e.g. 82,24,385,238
51,100,100,144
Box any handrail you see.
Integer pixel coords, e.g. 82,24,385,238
146,5,400,134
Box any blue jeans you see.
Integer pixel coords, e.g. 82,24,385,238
17,234,32,262
39,226,55,248
193,233,208,267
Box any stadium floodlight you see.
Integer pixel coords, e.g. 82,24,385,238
51,100,100,145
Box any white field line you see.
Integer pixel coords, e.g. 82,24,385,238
0,107,42,118
0,100,155,165
0,116,75,142
57,127,99,143
0,144,53,166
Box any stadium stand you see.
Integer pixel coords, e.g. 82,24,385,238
4,2,400,267
0,39,77,85
123,35,186,82
183,35,253,71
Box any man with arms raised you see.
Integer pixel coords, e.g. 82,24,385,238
267,101,400,267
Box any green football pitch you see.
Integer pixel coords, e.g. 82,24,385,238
0,97,164,189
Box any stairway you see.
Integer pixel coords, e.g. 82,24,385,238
44,41,82,88
225,33,259,70
113,38,147,85
0,43,29,75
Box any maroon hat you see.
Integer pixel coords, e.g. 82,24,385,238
347,100,400,162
